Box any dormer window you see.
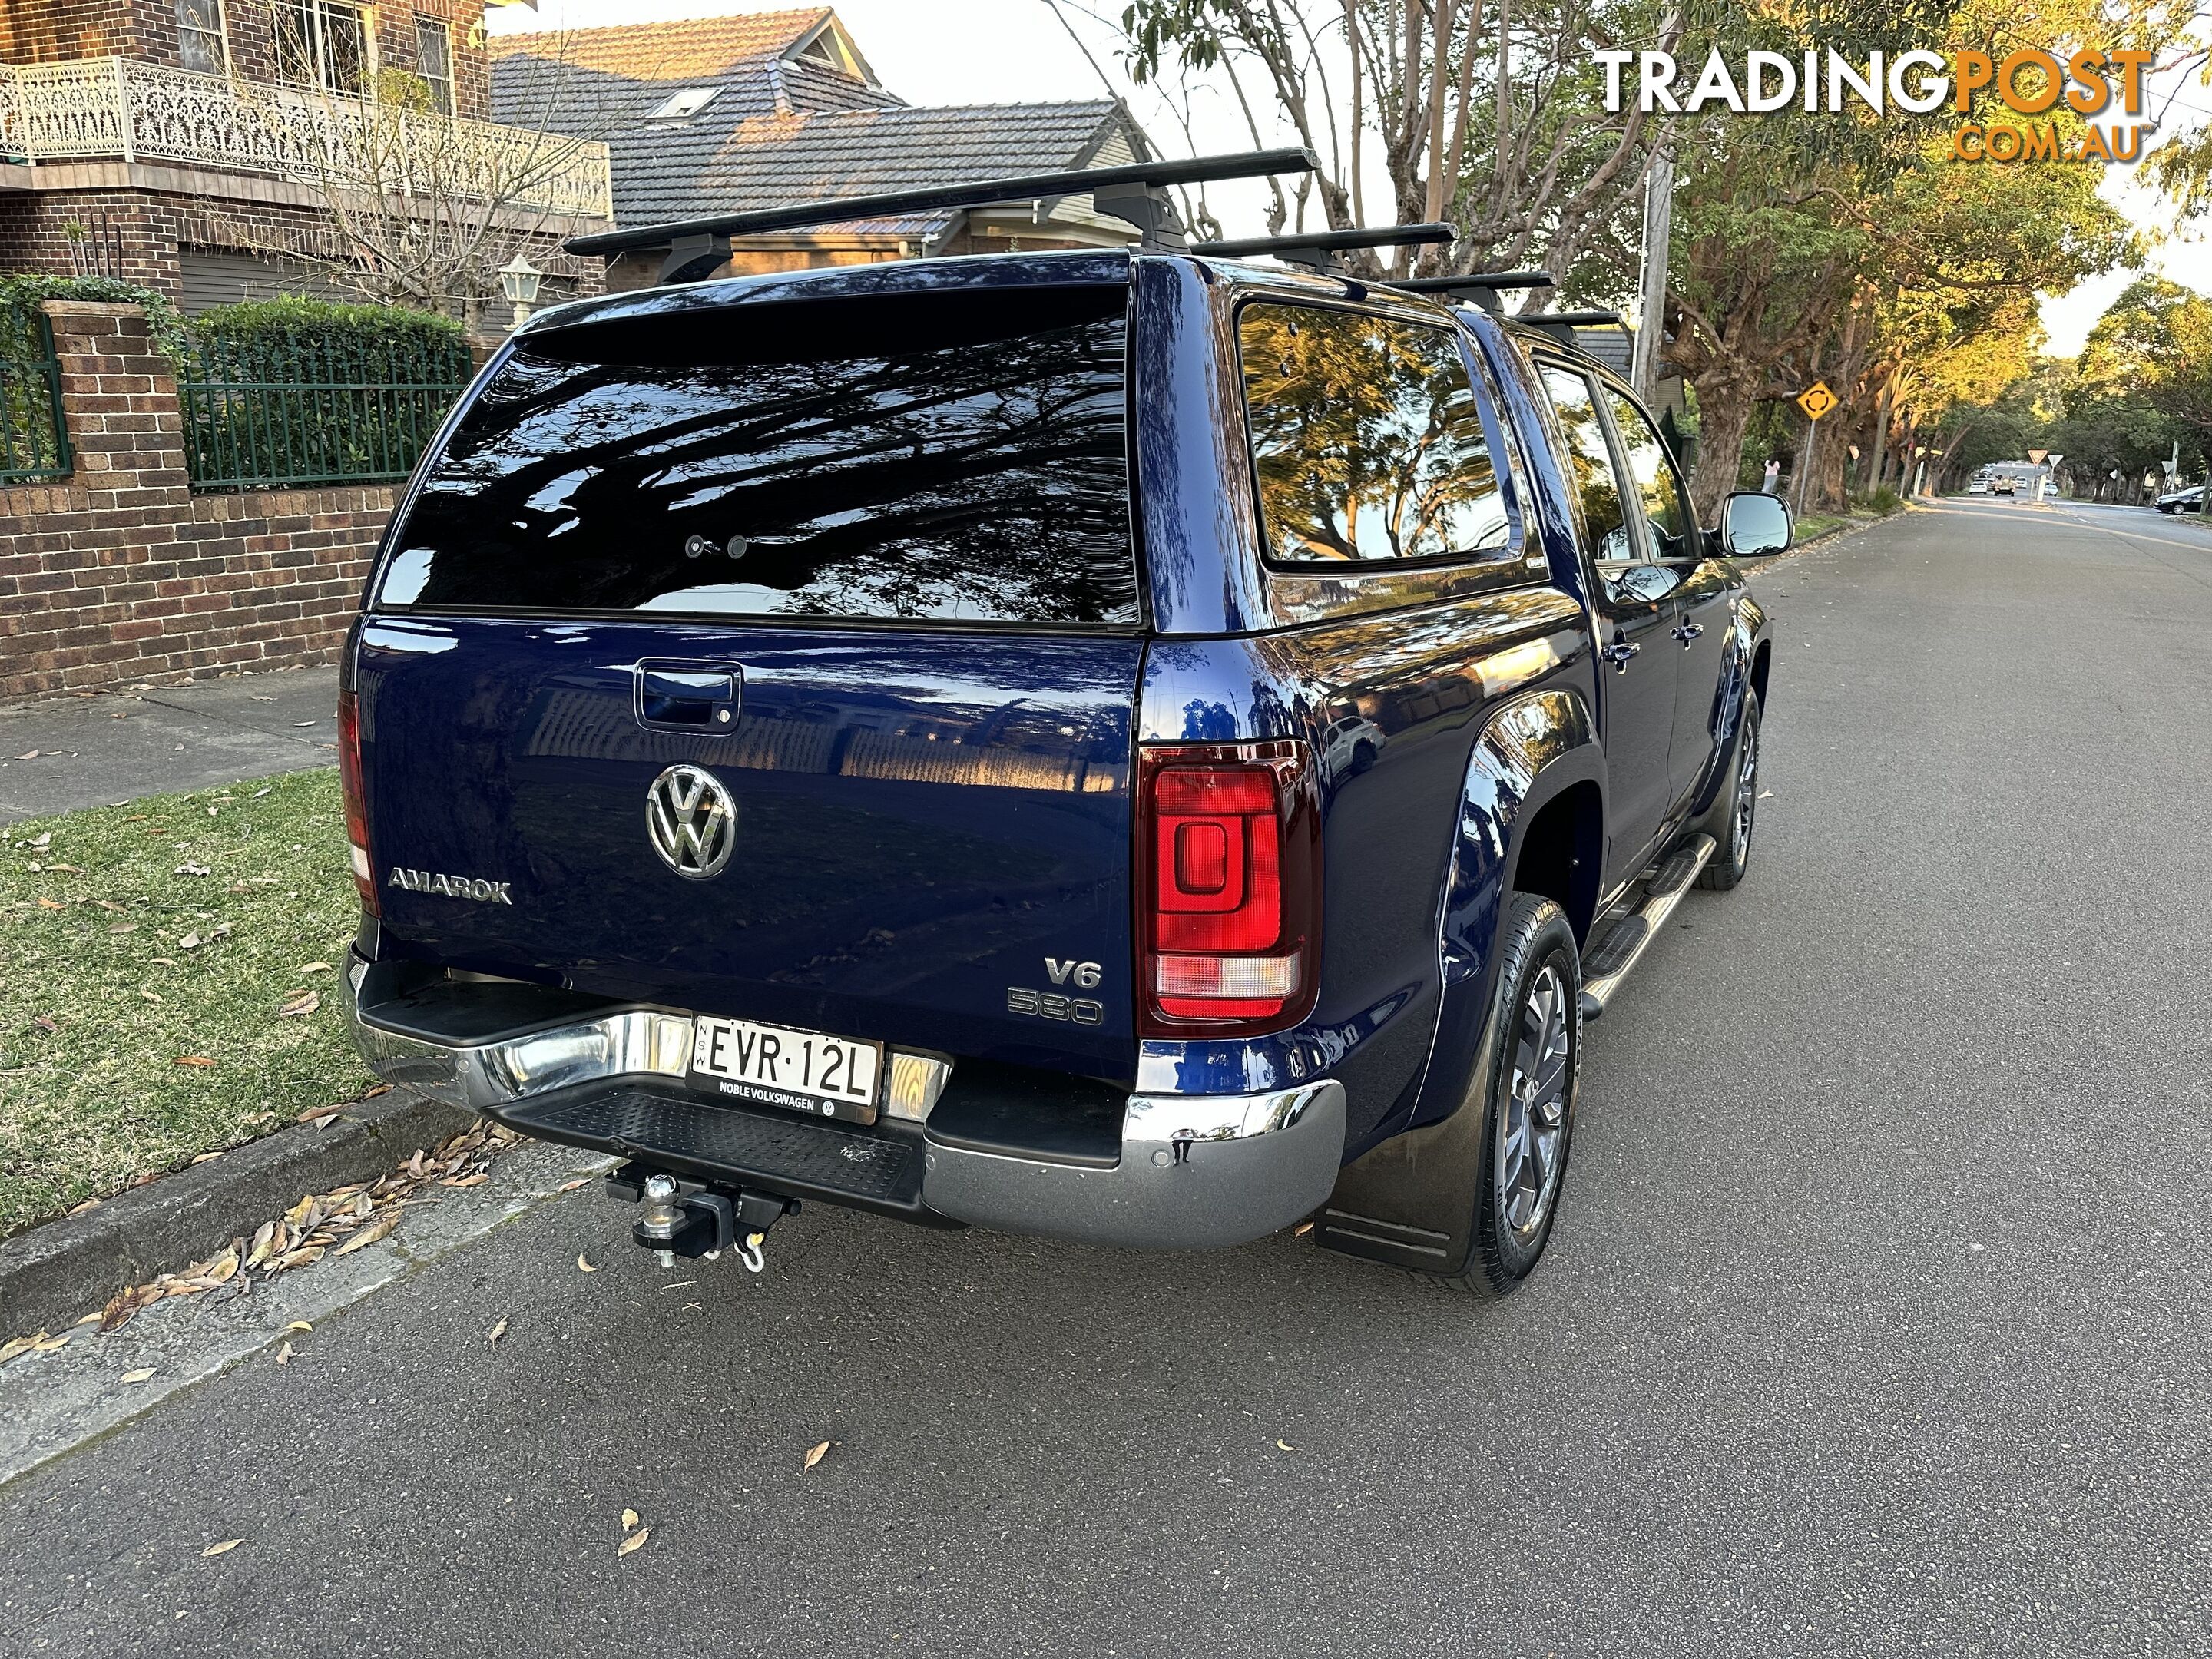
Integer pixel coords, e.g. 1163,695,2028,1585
647,87,724,121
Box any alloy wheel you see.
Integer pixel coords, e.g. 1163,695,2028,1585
1498,962,1571,1242
1731,717,1760,868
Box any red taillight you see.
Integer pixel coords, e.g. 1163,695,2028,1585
1138,741,1320,1036
337,688,378,916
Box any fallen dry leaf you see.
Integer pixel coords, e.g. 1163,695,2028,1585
201,1539,243,1558
284,1320,313,1333
576,1253,598,1273
31,1332,68,1355
333,1211,399,1255
1277,1439,1296,1452
276,991,320,1018
34,897,64,910
46,863,82,874
1292,1220,1316,1238
0,1335,37,1364
803,1440,833,1472
174,1055,215,1068
97,1283,162,1333
558,1178,590,1193
31,1016,58,1034
297,962,332,974
189,1151,223,1165
621,1508,640,1531
486,1318,508,1346
13,749,37,760
439,1171,487,1187
273,1341,293,1366
121,1368,156,1384
618,1528,650,1558
178,932,201,950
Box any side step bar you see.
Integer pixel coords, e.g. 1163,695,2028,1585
1580,833,1714,1021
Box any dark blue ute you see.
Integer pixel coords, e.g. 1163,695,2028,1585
341,247,1776,1294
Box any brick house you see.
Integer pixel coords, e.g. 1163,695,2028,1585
490,7,1153,291
0,0,611,312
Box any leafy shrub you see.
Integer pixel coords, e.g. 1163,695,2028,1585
0,274,189,364
1853,486,1903,515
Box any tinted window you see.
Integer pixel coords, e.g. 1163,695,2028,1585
1538,366,1635,563
1239,304,1517,565
1605,390,1697,560
377,286,1137,627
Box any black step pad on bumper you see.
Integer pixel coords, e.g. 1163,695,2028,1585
504,1088,935,1220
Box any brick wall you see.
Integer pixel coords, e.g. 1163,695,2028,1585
0,300,392,698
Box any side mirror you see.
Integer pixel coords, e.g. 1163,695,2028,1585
1716,490,1793,558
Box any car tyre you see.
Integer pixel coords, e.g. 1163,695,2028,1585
1427,893,1581,1298
1697,689,1761,891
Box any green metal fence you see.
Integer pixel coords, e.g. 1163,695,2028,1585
180,333,472,491
0,309,72,486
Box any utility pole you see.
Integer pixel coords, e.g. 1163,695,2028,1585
1630,19,1676,402
1631,150,1673,401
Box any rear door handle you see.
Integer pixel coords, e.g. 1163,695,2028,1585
1601,641,1641,672
637,664,740,729
1671,623,1705,646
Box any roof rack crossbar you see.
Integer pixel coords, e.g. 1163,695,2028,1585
564,147,1323,283
1382,270,1556,313
1522,310,1627,327
1190,221,1454,275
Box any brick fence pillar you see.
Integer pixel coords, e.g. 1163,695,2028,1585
38,300,194,505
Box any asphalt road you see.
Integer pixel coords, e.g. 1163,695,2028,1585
4,500,2209,1657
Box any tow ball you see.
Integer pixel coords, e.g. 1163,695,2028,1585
607,1164,798,1271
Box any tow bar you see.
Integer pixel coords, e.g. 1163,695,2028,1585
607,1163,798,1271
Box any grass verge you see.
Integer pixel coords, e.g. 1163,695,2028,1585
0,767,374,1238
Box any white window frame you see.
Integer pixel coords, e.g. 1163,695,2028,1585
273,0,375,95
177,0,230,75
413,13,454,114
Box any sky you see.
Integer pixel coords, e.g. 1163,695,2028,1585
491,0,2212,356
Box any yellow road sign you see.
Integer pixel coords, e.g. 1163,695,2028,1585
1796,382,1838,422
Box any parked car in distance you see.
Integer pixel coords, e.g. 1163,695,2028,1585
1967,478,1990,495
342,234,1777,1299
2156,485,2204,514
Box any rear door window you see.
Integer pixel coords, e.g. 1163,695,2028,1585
376,285,1138,627
1604,389,1700,561
1536,365,1637,565
1237,303,1521,566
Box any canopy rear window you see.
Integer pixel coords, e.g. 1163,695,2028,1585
376,284,1138,628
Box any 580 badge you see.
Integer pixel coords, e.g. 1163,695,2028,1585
1007,957,1104,1026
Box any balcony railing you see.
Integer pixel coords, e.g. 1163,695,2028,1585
0,57,611,222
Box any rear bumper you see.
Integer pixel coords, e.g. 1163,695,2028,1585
346,959,1345,1250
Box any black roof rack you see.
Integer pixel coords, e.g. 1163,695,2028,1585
565,147,1321,285
1189,222,1454,276
1522,309,1627,327
1382,270,1555,313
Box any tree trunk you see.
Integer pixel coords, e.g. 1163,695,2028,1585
1687,369,1760,521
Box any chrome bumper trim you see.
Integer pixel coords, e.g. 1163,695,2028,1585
344,959,951,1121
921,1080,1347,1250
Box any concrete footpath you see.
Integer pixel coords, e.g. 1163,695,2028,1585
0,666,341,825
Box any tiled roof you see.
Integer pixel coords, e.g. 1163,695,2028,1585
492,12,1147,240
494,9,835,81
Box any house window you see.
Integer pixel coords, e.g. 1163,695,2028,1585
646,87,723,121
414,15,453,114
177,0,228,75
274,0,370,94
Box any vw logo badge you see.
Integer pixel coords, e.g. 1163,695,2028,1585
644,763,737,879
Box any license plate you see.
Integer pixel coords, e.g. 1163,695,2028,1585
689,1015,882,1124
